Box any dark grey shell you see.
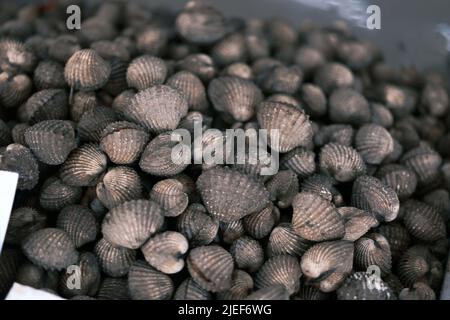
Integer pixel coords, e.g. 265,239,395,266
265,169,299,208
377,222,411,262
96,278,130,300
328,88,371,125
102,199,164,249
177,203,219,247
150,179,189,217
245,285,289,300
126,55,167,91
60,143,108,187
22,228,79,271
337,272,396,300
48,35,81,63
314,62,354,94
314,124,354,147
10,123,28,146
174,278,212,300
222,62,253,80
56,205,98,248
0,143,39,190
187,245,234,292
300,83,327,117
243,204,280,239
255,255,301,295
77,106,119,143
197,166,270,222
167,71,208,112
0,119,12,146
351,175,400,223
69,91,97,122
301,173,343,204
39,177,83,211
267,223,312,258
338,207,379,242
5,207,46,245
401,145,442,188
18,89,68,124
217,270,254,300
176,53,216,82
102,58,128,96
230,236,264,273
211,33,246,66
355,124,394,165
280,147,316,178
0,249,22,299
376,164,418,200
136,26,168,56
65,49,111,91
94,238,136,277
354,233,392,274
319,143,366,182
0,73,32,109
24,120,76,165
128,260,174,300
33,60,66,90
399,282,436,300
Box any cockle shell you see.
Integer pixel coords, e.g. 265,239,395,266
56,205,98,248
48,35,81,63
24,120,77,165
314,62,354,93
136,26,168,56
141,231,188,274
211,33,246,67
174,278,212,300
39,177,83,211
217,270,254,300
15,262,56,291
314,124,354,147
230,236,264,273
255,255,301,295
300,83,327,117
78,106,119,143
377,222,411,262
243,204,280,239
259,65,303,95
102,58,128,96
176,53,216,82
94,238,136,277
102,199,164,249
337,272,396,300
280,147,316,178
0,73,32,108
401,200,446,242
220,220,245,244
167,71,208,113
354,233,392,274
401,145,442,188
319,143,366,182
300,173,343,204
90,40,130,62
370,103,394,128
150,179,189,217
128,260,174,300
328,88,371,125
18,89,68,124
267,223,312,258
294,284,331,300
100,121,149,165
0,143,39,190
222,62,253,80
70,91,97,122
245,285,289,300
177,203,219,247
96,166,143,209
65,49,111,91
97,278,130,300
355,124,394,165
5,207,46,245
11,123,29,146
60,143,108,187
337,207,379,242
265,169,298,208
196,166,270,222
399,282,436,300
126,85,188,134
292,192,345,241
33,60,66,90
0,38,36,73
126,55,167,91
351,175,400,222
187,245,234,292
208,76,263,122
376,164,418,200
257,100,314,153
22,228,79,270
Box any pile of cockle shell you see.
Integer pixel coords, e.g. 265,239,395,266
0,0,449,301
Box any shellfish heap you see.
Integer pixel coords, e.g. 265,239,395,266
0,0,449,301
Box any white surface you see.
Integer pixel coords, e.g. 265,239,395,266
5,283,65,300
0,170,18,253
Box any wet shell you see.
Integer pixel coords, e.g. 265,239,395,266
255,255,301,295
174,278,212,300
257,101,314,152
166,71,208,112
401,145,442,187
126,55,167,91
60,143,108,187
319,143,366,182
18,89,68,124
0,249,22,299
59,252,100,298
102,199,164,249
243,204,280,239
176,53,216,82
397,245,442,288
399,282,436,300
314,124,354,147
56,205,98,248
22,228,79,270
0,73,32,108
280,147,316,178
24,120,77,165
217,270,254,300
33,60,66,90
175,1,227,45
187,245,234,292
230,236,264,273
328,88,371,125
267,223,312,258
197,166,270,222
65,49,111,91
300,241,354,292
141,231,188,274
337,272,396,300
5,207,46,245
0,143,39,190
139,132,189,176
337,207,379,242
128,260,174,300
292,192,345,242
355,124,394,165
39,177,83,211
177,203,219,246
376,164,418,200
69,91,97,122
245,285,289,300
301,174,342,204
220,220,246,244
97,278,130,300
401,200,446,242
48,35,81,63
351,175,400,222
77,106,118,143
377,222,411,262
354,233,392,274
100,121,149,165
314,62,354,94
208,76,263,122
94,238,136,277
265,169,299,208
126,85,188,134
150,179,189,217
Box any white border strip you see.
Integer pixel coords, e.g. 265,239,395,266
0,170,18,253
